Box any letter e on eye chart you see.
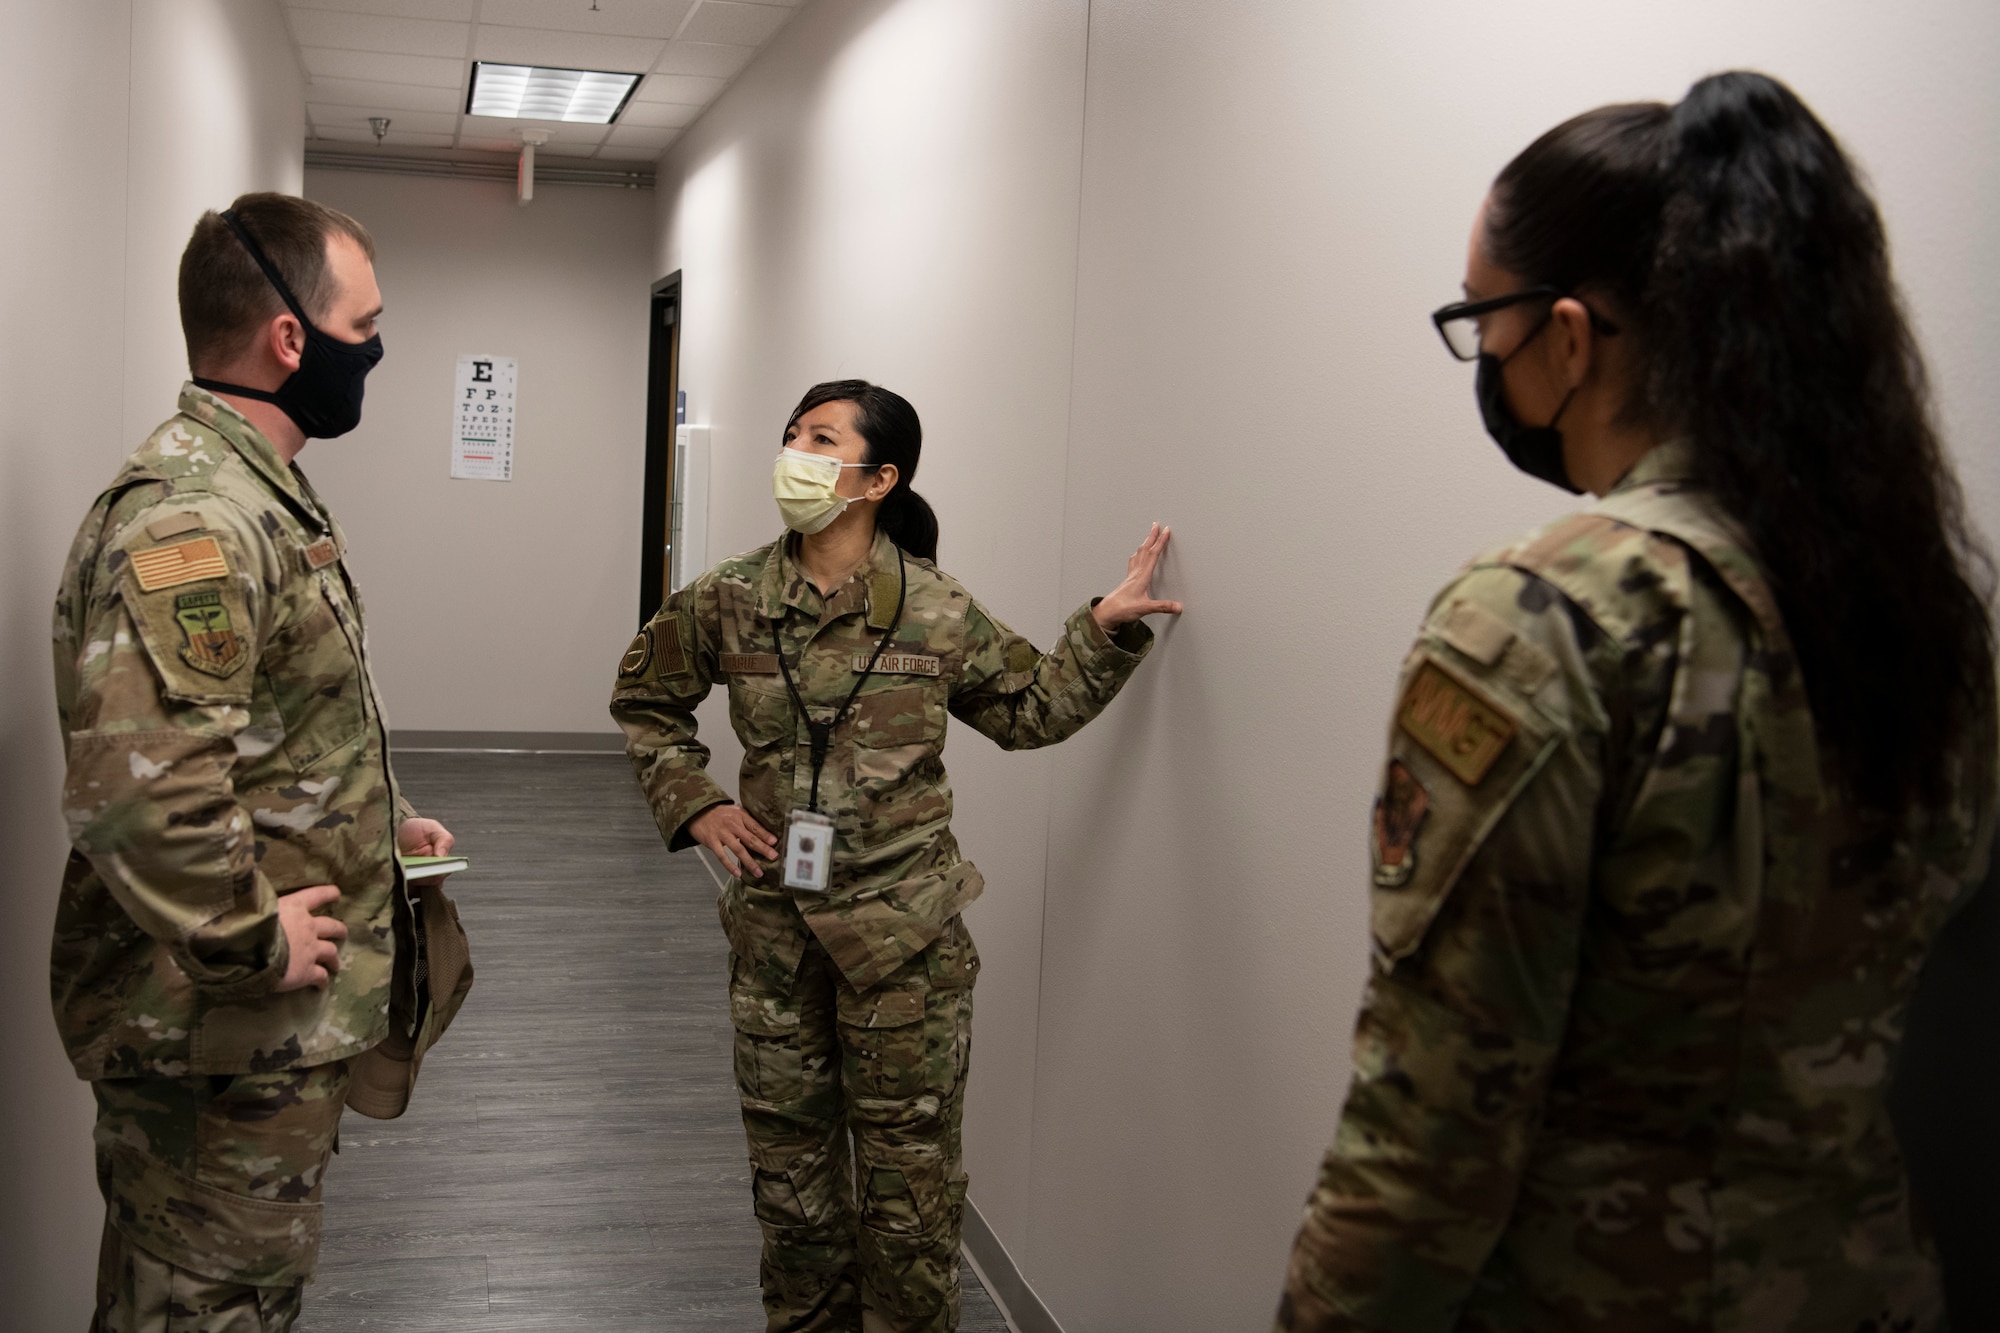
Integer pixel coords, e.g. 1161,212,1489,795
452,354,517,481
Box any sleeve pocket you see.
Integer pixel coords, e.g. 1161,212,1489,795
118,571,256,705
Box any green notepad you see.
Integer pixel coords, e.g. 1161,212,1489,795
398,853,470,880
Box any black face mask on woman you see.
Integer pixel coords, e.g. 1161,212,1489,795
193,210,384,440
1475,319,1582,495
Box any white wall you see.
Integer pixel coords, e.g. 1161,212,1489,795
653,1,2000,1327
0,2,304,1324
295,169,656,735
123,0,307,447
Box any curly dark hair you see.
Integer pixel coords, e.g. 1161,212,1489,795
1486,70,1995,814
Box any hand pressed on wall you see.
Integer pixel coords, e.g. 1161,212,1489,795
1091,523,1184,631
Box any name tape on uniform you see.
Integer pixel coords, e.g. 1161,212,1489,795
1397,659,1516,786
862,653,941,677
720,652,779,675
131,537,228,591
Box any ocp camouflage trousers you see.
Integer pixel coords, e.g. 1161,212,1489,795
90,1061,351,1332
729,915,979,1333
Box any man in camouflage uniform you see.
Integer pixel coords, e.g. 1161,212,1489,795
612,523,1161,1332
52,193,452,1331
1277,441,1996,1330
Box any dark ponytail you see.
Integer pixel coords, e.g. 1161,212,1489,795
1488,71,1995,813
786,379,939,562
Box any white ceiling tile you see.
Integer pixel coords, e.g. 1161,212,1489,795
307,77,464,112
605,123,679,147
302,47,464,86
473,25,663,71
462,114,610,145
286,10,470,57
311,128,458,149
309,105,461,135
475,0,696,40
653,40,753,78
677,2,789,47
635,72,724,104
287,0,474,19
616,100,698,129
596,141,675,162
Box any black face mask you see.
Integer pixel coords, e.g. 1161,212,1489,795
193,210,383,440
1475,324,1582,495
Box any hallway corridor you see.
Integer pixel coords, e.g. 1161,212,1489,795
298,751,1007,1331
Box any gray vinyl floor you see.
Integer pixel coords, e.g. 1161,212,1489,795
298,750,1008,1332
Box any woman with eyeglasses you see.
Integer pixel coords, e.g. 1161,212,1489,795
1277,72,1995,1331
612,380,1180,1333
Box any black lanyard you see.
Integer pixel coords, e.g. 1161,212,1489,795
771,549,907,812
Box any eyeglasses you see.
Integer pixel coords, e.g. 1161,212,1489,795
1430,285,1619,362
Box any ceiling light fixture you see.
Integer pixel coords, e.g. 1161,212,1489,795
467,61,641,125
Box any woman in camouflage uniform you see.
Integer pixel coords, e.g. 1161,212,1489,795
611,380,1179,1332
1278,73,1996,1330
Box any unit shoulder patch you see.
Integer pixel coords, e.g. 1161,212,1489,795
173,588,248,678
1397,658,1518,786
1371,759,1430,888
619,626,654,680
130,536,230,591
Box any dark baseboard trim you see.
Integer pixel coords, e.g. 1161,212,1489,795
963,1199,1063,1333
392,730,626,754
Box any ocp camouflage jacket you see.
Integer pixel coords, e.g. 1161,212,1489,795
612,527,1152,994
1282,441,1997,1332
52,385,412,1080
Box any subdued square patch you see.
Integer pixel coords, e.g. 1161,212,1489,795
131,537,228,591
144,511,206,541
1397,659,1517,786
303,537,340,570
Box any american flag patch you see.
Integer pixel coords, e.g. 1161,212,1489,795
130,536,229,591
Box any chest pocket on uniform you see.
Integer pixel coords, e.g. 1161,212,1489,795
851,684,945,782
729,680,796,750
265,591,367,772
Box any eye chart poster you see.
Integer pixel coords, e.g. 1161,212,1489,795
452,353,517,480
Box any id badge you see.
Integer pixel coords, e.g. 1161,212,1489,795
783,810,836,893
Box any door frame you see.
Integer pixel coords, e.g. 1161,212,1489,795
638,272,682,627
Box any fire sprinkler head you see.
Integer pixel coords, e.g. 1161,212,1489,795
368,117,391,145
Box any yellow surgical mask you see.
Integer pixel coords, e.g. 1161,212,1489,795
773,447,869,534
